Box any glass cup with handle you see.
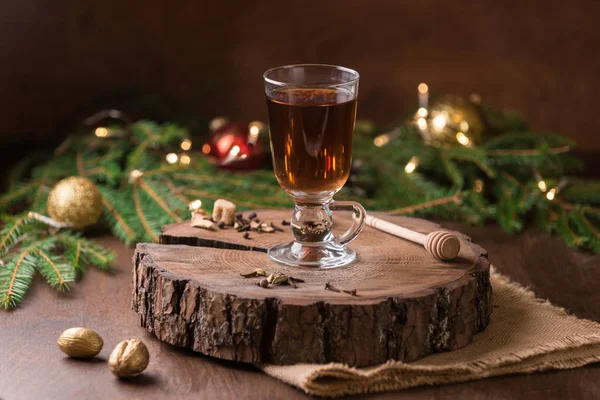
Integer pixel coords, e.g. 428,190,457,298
263,64,366,268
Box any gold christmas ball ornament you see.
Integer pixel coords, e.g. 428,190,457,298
47,176,103,229
418,95,487,147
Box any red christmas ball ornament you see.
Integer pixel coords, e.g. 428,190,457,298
203,119,267,171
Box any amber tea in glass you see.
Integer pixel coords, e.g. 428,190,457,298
264,64,365,268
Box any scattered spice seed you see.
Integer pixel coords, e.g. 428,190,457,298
271,224,284,232
237,224,250,232
324,282,340,292
217,221,225,229
343,289,358,296
257,279,269,288
281,220,290,226
248,212,257,219
289,276,305,283
243,232,250,239
235,213,243,220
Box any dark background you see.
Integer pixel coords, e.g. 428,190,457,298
1,0,599,152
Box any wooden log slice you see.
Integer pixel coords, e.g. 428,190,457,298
132,210,492,367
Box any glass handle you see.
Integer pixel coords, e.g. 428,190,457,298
330,201,366,246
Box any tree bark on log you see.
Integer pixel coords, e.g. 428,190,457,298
132,210,492,367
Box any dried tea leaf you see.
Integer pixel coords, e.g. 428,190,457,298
240,269,268,278
324,282,340,292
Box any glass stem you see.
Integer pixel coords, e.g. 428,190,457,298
291,202,333,244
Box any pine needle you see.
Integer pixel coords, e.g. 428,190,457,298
58,233,114,271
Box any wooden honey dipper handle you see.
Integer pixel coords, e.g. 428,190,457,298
365,215,461,260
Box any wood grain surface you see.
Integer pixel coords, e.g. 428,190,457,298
1,221,598,399
134,212,491,366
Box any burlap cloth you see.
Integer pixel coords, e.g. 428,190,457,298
258,268,600,397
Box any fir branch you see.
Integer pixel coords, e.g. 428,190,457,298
0,215,36,256
487,146,571,156
81,244,113,269
36,249,74,291
580,215,600,253
447,203,482,225
143,164,181,177
87,166,116,178
554,200,600,217
483,132,574,151
133,184,159,242
560,180,600,205
97,187,137,245
568,211,600,253
441,156,464,187
443,146,495,178
164,179,191,205
388,191,462,215
468,190,491,214
0,250,36,309
83,147,125,168
495,179,524,233
557,209,585,247
58,233,114,270
138,179,183,222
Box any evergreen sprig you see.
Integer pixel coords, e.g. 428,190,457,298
1,101,600,309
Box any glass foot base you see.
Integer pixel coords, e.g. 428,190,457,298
268,241,356,269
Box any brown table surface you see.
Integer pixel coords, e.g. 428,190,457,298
1,222,599,400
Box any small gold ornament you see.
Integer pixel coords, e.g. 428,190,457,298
57,327,104,358
418,95,487,147
109,339,150,378
47,176,103,229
